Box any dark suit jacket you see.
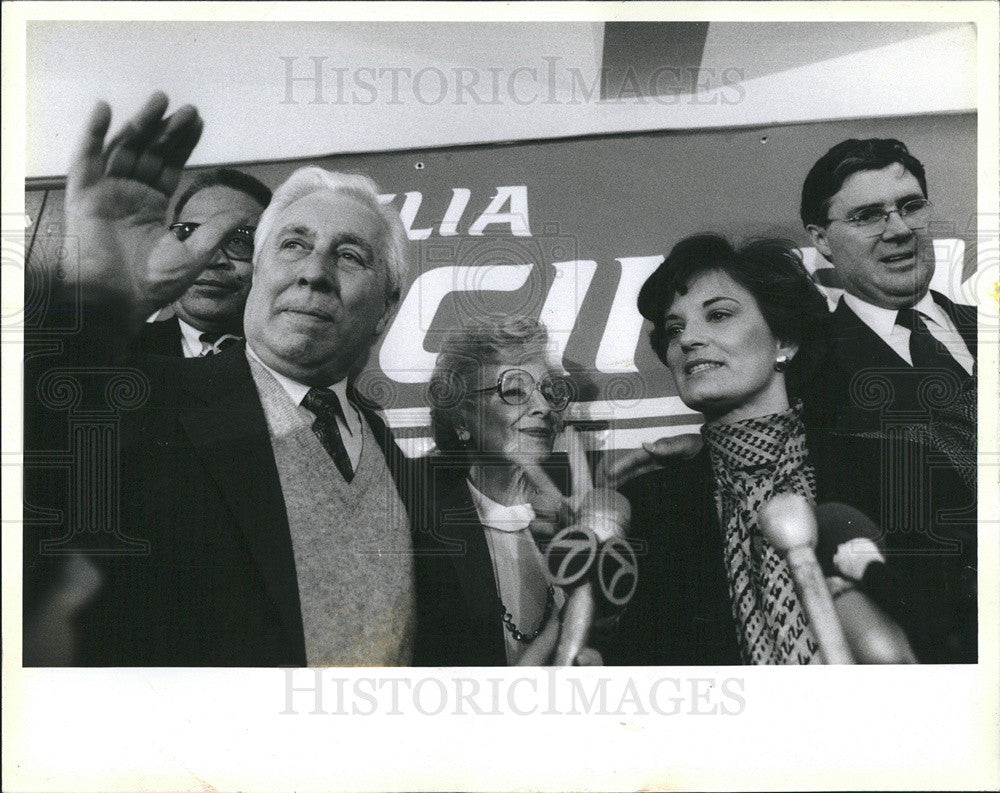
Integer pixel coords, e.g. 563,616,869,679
33,336,412,666
410,458,508,666
818,291,977,434
611,424,977,666
410,455,578,667
137,316,185,357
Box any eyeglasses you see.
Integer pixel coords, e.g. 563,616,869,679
826,198,932,237
470,368,573,412
168,222,257,262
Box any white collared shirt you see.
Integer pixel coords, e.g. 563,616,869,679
177,317,206,358
176,317,242,358
841,292,974,374
245,342,363,468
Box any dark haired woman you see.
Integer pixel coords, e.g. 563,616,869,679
610,234,975,665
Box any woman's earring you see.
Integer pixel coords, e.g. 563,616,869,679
457,428,471,446
774,355,789,372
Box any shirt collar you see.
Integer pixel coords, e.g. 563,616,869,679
176,317,204,357
245,342,353,429
841,290,948,335
911,291,950,329
841,293,900,338
466,478,536,533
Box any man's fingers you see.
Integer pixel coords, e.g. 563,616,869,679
150,105,203,195
180,209,255,264
103,92,170,178
67,100,111,197
598,433,703,489
101,92,168,155
642,433,702,461
564,425,593,502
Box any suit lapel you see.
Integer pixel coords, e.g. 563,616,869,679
932,291,978,364
432,465,506,657
831,300,911,371
142,316,184,357
176,346,305,654
352,388,411,504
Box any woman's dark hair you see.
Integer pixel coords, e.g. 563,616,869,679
637,233,831,406
799,138,927,229
172,167,273,222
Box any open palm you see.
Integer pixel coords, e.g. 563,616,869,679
64,92,253,329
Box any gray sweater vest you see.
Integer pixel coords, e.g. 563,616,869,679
250,358,416,665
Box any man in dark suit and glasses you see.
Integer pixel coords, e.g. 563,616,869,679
799,138,977,661
27,92,417,666
800,138,977,436
138,168,272,358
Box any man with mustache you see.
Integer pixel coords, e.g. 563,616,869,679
139,168,271,357
32,92,417,666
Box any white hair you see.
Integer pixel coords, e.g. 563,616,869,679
253,166,410,297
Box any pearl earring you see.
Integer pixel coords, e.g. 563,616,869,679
774,355,789,372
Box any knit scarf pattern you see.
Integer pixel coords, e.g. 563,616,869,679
703,404,819,665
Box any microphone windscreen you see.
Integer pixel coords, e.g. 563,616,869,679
815,502,882,576
596,537,638,606
758,492,817,552
545,526,598,586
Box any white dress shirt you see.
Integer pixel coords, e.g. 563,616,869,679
841,292,974,374
245,342,363,468
177,317,242,358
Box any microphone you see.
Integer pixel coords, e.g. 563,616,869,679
815,502,947,662
758,493,854,664
826,577,917,664
815,502,885,580
544,488,636,665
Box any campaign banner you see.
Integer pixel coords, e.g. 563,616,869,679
25,111,978,454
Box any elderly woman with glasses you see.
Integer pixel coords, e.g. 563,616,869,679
412,314,617,666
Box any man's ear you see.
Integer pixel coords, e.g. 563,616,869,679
806,223,833,262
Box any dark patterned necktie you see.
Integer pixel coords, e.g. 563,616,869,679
895,309,968,380
198,332,242,356
301,388,355,482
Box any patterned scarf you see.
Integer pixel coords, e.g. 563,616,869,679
703,404,819,665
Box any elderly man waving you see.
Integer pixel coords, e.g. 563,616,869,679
35,92,415,666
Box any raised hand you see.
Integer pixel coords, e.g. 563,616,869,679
63,92,254,330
